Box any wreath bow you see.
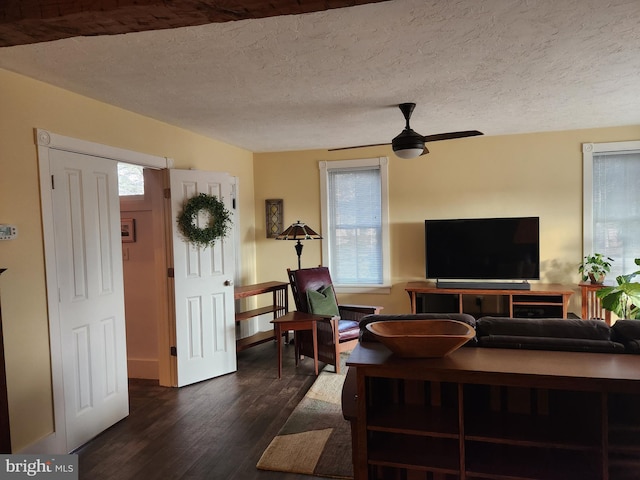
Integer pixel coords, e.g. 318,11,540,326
178,193,232,248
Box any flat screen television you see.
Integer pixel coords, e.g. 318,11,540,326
425,217,540,286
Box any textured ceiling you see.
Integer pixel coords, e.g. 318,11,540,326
0,0,639,153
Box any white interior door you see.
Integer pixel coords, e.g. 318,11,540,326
50,149,129,451
168,169,237,387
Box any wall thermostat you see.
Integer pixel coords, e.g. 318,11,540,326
0,225,17,240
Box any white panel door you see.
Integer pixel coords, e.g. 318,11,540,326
168,169,236,387
50,149,129,451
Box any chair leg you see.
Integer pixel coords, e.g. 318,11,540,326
331,317,340,374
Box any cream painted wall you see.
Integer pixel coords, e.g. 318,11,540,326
253,125,640,315
0,68,257,451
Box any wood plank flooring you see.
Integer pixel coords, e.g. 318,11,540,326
77,341,332,480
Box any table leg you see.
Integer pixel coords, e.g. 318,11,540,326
276,324,282,379
312,320,318,375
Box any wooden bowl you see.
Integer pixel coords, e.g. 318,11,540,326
365,319,475,358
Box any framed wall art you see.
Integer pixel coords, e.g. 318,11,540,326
121,218,136,243
265,199,284,238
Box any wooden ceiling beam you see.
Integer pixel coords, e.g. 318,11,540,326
0,0,388,47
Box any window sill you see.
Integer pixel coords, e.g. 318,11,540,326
333,285,392,295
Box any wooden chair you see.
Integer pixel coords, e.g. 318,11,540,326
287,267,382,373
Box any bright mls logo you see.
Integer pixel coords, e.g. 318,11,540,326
0,455,77,479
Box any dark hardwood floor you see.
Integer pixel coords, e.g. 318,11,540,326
77,341,330,479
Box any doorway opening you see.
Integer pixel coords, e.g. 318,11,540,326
118,166,168,383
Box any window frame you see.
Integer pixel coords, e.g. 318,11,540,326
582,140,640,270
319,157,391,294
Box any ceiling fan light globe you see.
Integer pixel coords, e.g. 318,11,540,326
394,147,424,159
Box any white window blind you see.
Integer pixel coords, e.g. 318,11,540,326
320,157,390,291
591,149,640,278
328,167,382,284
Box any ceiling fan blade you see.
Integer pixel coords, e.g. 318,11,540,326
328,142,391,151
422,130,483,142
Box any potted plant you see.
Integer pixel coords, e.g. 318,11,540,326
596,258,640,319
578,253,614,284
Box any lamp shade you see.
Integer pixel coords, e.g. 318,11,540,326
275,221,322,241
275,221,322,269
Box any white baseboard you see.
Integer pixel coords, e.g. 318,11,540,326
17,431,65,454
127,358,159,380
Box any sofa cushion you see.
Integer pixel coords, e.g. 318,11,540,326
338,320,360,342
476,317,624,353
478,334,625,353
359,313,477,344
476,317,611,340
611,320,640,353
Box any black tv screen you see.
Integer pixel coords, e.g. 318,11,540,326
425,217,540,280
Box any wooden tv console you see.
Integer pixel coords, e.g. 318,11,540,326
406,281,574,318
346,343,640,480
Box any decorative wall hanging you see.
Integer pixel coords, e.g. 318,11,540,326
177,193,232,248
265,199,284,238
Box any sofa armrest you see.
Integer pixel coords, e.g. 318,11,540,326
611,320,640,353
338,304,383,321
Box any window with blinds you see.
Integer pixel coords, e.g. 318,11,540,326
320,157,390,290
584,142,640,279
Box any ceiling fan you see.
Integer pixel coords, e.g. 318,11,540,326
330,103,483,159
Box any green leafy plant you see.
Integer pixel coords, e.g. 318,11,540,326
578,253,614,283
596,258,640,319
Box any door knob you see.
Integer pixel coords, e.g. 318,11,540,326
224,280,233,286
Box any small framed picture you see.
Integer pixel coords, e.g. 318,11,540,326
121,218,136,243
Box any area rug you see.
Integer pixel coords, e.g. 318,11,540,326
256,355,353,479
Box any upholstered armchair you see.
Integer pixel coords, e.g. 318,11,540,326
287,267,382,373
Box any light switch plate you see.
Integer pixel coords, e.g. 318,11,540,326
0,224,17,240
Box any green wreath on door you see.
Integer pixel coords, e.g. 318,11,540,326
177,193,232,248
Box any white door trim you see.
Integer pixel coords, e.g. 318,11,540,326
35,130,173,168
35,129,170,453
